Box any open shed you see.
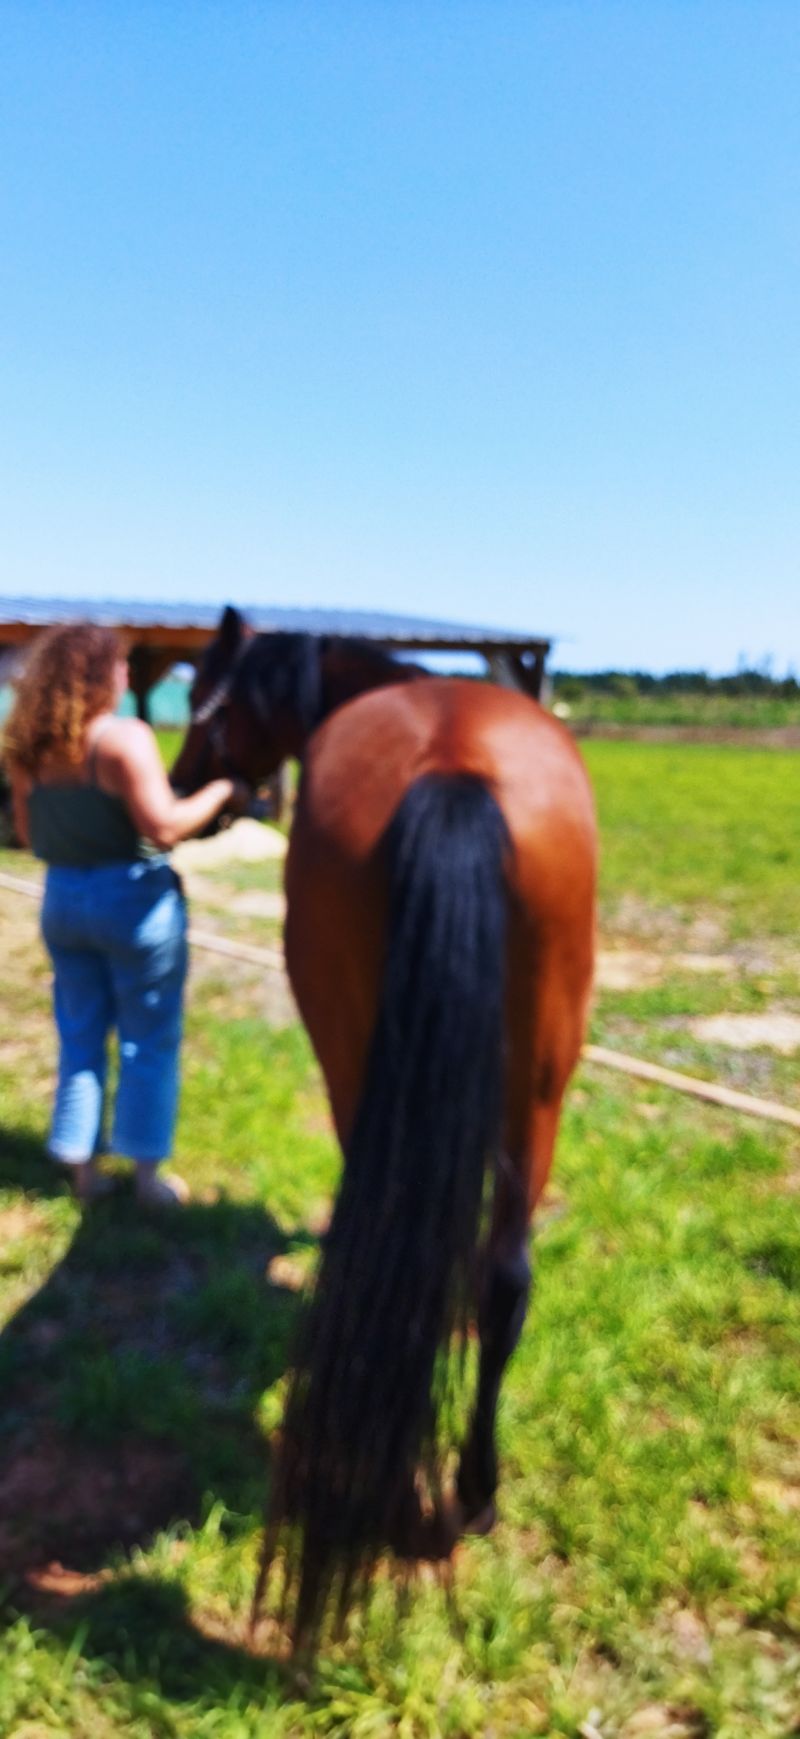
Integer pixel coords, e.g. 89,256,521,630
0,598,553,719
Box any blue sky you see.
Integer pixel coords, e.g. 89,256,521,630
1,3,798,672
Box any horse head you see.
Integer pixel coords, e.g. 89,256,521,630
170,606,322,796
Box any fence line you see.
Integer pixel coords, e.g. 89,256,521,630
1,869,799,1134
582,1044,800,1132
0,869,284,971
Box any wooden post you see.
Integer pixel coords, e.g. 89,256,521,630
486,652,518,688
487,647,548,700
127,646,174,722
509,649,547,700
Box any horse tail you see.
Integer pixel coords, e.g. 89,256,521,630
261,771,511,1642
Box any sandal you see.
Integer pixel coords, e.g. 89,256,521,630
68,1160,118,1203
135,1169,190,1209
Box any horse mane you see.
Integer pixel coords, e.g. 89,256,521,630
236,633,325,733
320,634,403,677
236,632,409,733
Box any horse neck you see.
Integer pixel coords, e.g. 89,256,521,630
317,642,423,721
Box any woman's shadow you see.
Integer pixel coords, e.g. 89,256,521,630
0,1121,318,1694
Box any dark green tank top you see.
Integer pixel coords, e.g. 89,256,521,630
28,783,155,868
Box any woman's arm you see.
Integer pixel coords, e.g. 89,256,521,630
97,718,241,850
8,770,31,848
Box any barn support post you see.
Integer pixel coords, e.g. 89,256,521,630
486,647,548,700
509,649,547,700
127,646,174,722
486,653,518,689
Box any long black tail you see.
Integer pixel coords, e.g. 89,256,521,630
259,772,510,1641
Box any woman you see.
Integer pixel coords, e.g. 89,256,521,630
4,620,246,1206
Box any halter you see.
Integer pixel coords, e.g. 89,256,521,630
191,673,234,728
189,662,244,778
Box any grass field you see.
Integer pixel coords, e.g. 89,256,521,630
0,741,799,1736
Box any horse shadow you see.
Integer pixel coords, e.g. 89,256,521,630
0,1121,318,1690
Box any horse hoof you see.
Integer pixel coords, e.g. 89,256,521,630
462,1499,497,1537
390,1493,458,1562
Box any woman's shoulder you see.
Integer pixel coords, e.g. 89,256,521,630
90,714,161,779
92,714,155,755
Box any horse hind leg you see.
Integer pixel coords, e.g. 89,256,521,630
455,1089,567,1534
456,1160,531,1535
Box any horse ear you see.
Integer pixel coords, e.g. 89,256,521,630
217,605,246,660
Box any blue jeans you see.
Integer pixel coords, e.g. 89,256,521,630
41,859,188,1166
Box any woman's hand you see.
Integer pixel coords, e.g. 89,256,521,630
224,778,254,819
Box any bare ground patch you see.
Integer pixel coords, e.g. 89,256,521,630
596,949,737,991
0,1202,47,1245
0,1431,194,1579
172,818,286,872
179,873,285,922
188,954,296,1027
575,721,800,748
0,893,46,989
602,893,728,952
689,1012,800,1054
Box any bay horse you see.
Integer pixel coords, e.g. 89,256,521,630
171,606,596,1641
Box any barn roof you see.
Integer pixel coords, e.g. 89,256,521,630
0,596,550,653
0,596,552,707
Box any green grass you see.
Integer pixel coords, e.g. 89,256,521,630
585,741,800,940
156,726,184,768
0,740,799,1734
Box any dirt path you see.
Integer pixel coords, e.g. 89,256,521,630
574,722,800,747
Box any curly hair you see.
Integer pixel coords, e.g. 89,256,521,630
3,622,124,777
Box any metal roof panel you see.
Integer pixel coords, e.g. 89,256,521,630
0,596,550,646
